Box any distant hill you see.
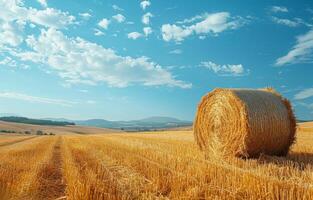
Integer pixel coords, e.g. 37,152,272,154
297,119,312,123
0,117,75,126
74,116,192,131
0,115,192,131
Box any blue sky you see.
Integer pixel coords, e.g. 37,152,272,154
0,0,313,121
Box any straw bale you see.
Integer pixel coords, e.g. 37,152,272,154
193,88,296,158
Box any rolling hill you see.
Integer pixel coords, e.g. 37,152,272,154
0,114,192,131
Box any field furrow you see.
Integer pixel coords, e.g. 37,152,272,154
35,136,66,200
63,136,166,200
0,136,56,199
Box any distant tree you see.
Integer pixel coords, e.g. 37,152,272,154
36,130,44,135
0,130,15,133
24,131,31,135
0,116,75,126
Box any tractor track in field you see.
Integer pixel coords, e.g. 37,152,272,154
36,137,66,200
0,136,37,148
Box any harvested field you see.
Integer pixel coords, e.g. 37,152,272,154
0,120,122,135
0,122,312,199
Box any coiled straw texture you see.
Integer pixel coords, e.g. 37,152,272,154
194,88,296,159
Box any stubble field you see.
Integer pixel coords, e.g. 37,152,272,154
0,123,312,200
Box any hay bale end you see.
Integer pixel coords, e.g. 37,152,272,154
193,88,296,158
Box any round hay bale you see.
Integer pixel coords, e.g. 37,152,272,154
194,88,296,159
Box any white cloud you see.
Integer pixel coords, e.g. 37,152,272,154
0,92,76,107
27,8,75,29
127,32,142,40
140,1,151,10
294,88,313,100
112,4,123,11
0,1,75,29
37,0,47,7
112,14,125,23
169,49,182,54
201,61,245,76
276,29,313,66
0,21,24,46
0,56,17,67
272,17,301,27
176,13,207,24
271,6,288,13
161,12,247,42
0,1,75,48
143,27,152,36
14,28,191,89
162,24,192,42
94,28,104,36
298,102,313,112
79,12,92,20
142,12,153,25
98,18,110,29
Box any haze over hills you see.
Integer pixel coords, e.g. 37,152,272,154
0,114,192,130
74,116,192,130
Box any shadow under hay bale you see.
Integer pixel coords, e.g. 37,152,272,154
194,88,296,159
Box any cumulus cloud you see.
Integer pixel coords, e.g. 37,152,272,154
14,28,191,89
271,6,288,13
140,1,151,10
112,14,125,23
294,88,313,100
79,12,92,20
0,21,25,46
37,0,47,7
112,4,123,11
27,8,75,29
176,13,207,24
0,91,76,107
143,27,152,36
142,12,153,25
272,17,302,27
161,12,247,42
0,0,75,47
127,32,142,40
98,18,110,29
0,56,17,67
201,61,246,76
276,29,313,66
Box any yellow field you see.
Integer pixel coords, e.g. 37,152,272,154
0,124,312,200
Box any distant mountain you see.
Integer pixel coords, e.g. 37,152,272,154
138,116,184,123
0,114,192,130
74,116,192,131
41,118,75,122
75,119,119,128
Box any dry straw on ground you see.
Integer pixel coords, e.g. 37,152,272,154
194,88,296,159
